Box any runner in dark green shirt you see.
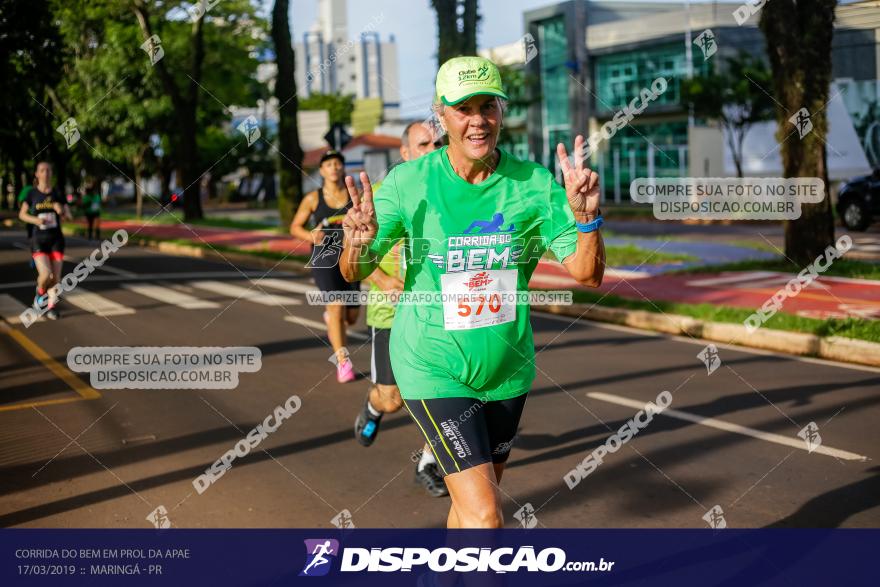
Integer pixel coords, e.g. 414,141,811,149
81,181,102,240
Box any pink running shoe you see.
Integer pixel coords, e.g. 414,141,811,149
337,359,355,383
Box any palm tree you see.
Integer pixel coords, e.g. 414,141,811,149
431,0,480,66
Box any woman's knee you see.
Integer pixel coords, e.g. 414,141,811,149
455,503,503,528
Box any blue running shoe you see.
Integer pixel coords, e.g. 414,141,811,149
354,397,382,447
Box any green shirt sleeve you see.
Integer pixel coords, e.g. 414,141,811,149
367,168,406,260
542,171,578,263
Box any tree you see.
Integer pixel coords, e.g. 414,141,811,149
0,0,63,197
760,0,837,264
50,0,172,217
300,93,355,126
681,53,775,177
132,0,207,221
431,0,480,66
272,0,304,228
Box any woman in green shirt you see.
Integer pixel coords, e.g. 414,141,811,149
340,56,606,529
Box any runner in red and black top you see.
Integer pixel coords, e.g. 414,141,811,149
290,150,361,383
18,162,72,320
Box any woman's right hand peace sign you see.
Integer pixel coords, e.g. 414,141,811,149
342,171,378,248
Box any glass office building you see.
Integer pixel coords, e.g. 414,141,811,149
518,0,879,201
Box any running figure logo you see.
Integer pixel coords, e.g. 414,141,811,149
463,212,515,234
299,539,340,577
797,421,822,453
697,344,721,375
702,505,727,529
789,108,813,139
513,503,538,529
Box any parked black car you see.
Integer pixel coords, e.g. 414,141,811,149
837,169,880,231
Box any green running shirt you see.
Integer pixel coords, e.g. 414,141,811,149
367,147,577,401
365,180,404,329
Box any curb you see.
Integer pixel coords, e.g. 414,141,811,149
144,240,310,275
535,303,880,368
58,226,880,369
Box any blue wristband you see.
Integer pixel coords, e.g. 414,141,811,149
575,215,604,233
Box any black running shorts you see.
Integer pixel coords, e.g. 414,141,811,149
403,393,527,477
370,327,396,386
311,266,360,308
31,235,65,257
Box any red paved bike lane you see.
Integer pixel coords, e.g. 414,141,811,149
79,220,880,321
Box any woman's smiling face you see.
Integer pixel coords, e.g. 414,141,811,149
441,94,502,163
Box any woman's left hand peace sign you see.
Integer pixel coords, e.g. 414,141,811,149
556,135,600,218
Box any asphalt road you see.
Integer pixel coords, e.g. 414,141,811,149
0,229,878,529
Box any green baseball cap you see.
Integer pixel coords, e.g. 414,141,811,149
435,56,509,106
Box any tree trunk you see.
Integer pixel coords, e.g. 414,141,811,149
2,169,10,209
432,0,460,67
460,0,479,56
725,123,744,178
133,152,144,220
760,0,837,265
272,0,304,228
132,0,204,220
13,152,25,195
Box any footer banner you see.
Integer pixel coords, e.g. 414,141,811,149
2,529,876,585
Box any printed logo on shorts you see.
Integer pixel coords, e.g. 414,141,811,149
440,420,473,459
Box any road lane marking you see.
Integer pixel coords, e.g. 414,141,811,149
94,264,137,277
0,322,100,412
64,289,136,317
0,294,30,325
121,283,220,309
190,280,302,306
256,278,316,295
586,391,868,461
283,315,369,341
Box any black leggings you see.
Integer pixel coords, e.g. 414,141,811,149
403,393,528,477
85,214,100,239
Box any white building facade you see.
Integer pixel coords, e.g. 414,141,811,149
294,0,401,119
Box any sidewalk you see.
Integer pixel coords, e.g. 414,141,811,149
68,219,880,322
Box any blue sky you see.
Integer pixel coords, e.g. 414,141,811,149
281,0,861,119
287,0,568,117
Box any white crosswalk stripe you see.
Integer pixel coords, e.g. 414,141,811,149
64,289,136,317
121,283,221,309
283,315,369,341
0,294,30,324
254,278,316,295
190,280,302,306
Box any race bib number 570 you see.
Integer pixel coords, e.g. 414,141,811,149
440,269,516,331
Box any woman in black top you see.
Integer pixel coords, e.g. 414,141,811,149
18,161,72,320
290,150,361,383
